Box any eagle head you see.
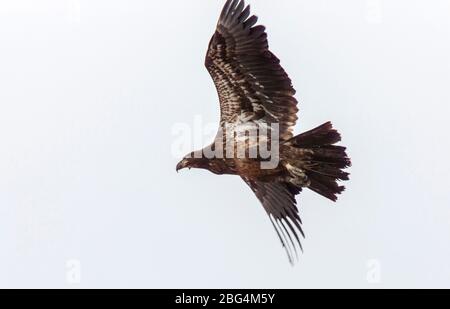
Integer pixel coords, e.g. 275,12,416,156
176,150,227,175
176,151,207,172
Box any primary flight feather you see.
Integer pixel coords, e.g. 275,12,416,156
176,0,351,264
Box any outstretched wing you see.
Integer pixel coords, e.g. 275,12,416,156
206,0,298,141
242,177,304,264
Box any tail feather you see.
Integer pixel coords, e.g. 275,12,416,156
290,122,341,148
288,122,351,202
308,176,345,202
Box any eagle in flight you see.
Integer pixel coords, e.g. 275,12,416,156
176,0,351,264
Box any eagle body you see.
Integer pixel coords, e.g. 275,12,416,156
176,0,351,264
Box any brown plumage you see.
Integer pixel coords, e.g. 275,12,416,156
176,0,351,264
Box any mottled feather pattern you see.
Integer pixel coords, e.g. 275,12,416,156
205,0,298,141
204,0,305,263
177,0,351,264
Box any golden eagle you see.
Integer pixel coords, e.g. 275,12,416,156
176,0,351,264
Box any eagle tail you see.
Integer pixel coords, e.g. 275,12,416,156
288,122,351,202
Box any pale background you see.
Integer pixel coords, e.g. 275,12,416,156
0,0,449,288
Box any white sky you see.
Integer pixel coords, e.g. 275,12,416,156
0,0,449,288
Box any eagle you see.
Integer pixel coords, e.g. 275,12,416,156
176,0,351,264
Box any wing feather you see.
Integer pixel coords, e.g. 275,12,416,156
206,0,298,140
242,177,304,264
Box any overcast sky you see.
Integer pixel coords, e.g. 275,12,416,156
0,0,449,288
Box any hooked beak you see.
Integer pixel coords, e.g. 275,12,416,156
176,159,189,173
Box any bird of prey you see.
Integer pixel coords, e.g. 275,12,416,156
176,0,351,264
